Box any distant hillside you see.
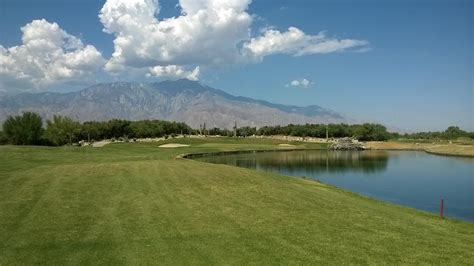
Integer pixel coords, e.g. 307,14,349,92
0,79,347,129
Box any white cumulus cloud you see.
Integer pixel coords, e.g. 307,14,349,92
0,19,105,93
287,78,312,88
0,0,369,93
99,0,369,72
99,0,252,72
147,65,200,81
243,27,369,61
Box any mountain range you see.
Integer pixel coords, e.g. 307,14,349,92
0,79,347,129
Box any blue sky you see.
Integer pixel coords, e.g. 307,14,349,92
0,0,472,131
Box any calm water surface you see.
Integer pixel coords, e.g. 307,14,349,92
195,150,474,221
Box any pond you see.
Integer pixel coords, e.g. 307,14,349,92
194,150,474,221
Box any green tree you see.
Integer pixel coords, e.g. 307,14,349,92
106,119,131,139
352,123,389,141
45,115,81,146
237,126,256,137
3,112,44,145
443,126,465,139
0,131,7,145
80,121,105,141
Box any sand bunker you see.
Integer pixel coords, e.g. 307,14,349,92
278,144,296,147
92,140,111,147
158,143,190,148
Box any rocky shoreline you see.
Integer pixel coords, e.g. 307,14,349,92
329,138,366,151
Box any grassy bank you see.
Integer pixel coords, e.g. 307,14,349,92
366,141,474,157
0,138,473,264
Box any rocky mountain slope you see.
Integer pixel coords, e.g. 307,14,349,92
0,79,346,129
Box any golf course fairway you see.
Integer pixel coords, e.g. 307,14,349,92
1,138,473,264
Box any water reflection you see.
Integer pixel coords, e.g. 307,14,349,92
204,150,390,175
195,150,474,221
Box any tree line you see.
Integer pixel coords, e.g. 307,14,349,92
0,112,191,146
198,123,392,141
0,112,472,146
391,126,474,140
254,123,390,141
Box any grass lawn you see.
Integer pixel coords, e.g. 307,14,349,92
1,137,473,264
366,141,474,157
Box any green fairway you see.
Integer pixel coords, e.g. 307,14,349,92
0,138,473,264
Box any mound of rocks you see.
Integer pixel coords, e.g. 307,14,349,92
329,138,366,151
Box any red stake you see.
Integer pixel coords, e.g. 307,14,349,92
440,198,444,219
